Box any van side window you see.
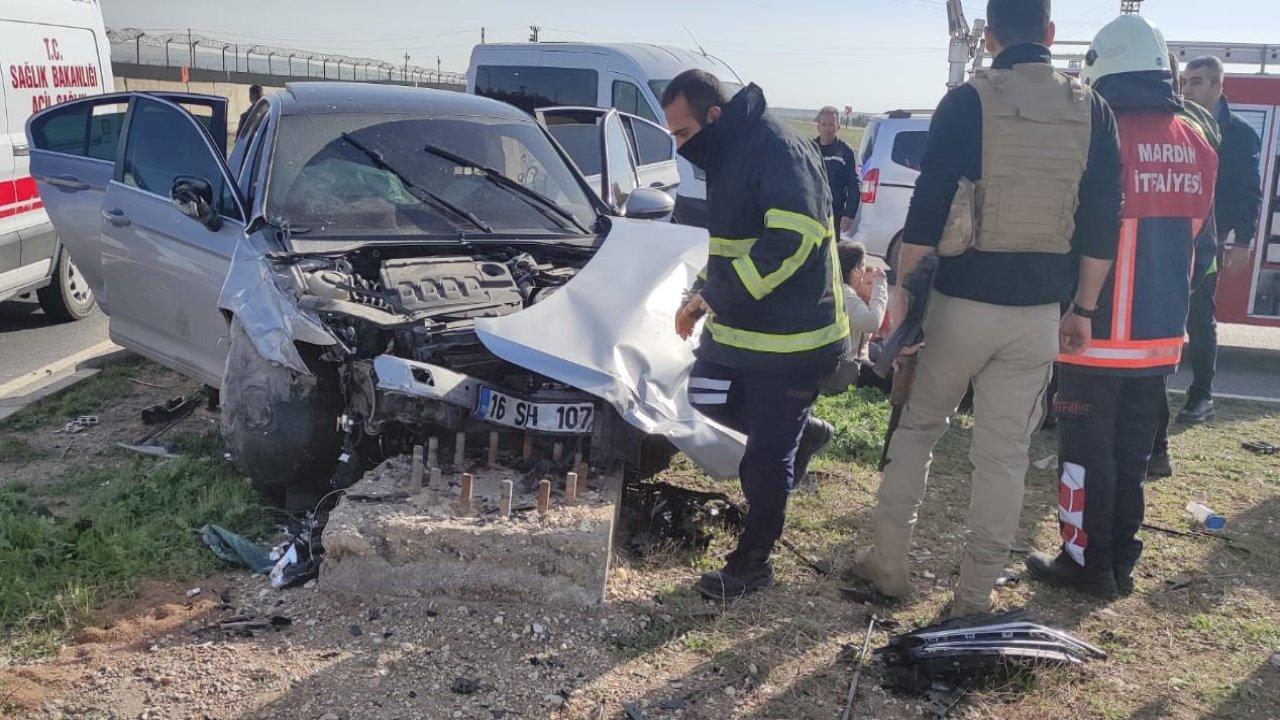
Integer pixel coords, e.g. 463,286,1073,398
121,97,241,221
611,81,658,123
475,66,598,115
30,102,127,161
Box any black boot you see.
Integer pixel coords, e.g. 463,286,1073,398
794,418,834,484
1176,398,1215,425
1146,450,1173,479
1025,550,1118,599
1114,572,1135,596
697,546,774,601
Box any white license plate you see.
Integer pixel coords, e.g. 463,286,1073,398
474,386,595,434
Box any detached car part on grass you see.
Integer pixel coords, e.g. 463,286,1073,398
877,610,1107,718
27,83,744,507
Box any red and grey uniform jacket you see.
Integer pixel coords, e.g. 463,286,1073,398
1058,107,1218,375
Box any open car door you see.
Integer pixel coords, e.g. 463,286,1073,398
26,92,229,311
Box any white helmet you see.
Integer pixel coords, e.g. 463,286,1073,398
1079,14,1170,85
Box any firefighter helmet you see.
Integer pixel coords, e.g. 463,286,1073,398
1079,14,1171,86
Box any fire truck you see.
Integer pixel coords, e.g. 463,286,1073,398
946,1,1280,328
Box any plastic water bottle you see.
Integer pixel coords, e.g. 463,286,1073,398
1186,502,1227,531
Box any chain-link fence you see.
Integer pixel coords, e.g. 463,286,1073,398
107,28,467,85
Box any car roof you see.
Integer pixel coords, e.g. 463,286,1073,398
475,43,741,84
276,82,530,119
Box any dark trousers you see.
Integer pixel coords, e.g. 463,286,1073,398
688,358,820,554
1152,271,1217,456
1185,272,1219,404
1055,366,1167,579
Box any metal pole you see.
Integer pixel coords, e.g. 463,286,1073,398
267,52,274,74
165,39,171,67
322,58,327,79
135,35,141,64
221,46,228,73
187,28,193,67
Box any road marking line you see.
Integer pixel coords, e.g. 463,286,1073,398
1167,388,1280,405
0,340,122,400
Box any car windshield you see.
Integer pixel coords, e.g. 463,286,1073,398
265,112,598,236
648,79,744,105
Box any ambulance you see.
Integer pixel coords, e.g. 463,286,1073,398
1,0,114,320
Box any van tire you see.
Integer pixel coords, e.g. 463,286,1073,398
219,319,343,509
38,251,95,322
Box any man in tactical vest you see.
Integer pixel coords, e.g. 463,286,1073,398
1026,14,1219,597
847,0,1123,617
662,70,846,601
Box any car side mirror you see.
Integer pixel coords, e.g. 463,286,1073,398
171,176,222,231
622,187,675,220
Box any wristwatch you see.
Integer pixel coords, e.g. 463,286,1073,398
1070,303,1099,319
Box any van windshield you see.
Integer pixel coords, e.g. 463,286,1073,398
648,79,745,107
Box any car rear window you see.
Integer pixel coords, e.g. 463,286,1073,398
859,119,880,166
474,66,598,115
891,131,927,171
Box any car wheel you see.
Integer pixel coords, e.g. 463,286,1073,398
219,319,343,509
37,251,95,322
885,232,903,287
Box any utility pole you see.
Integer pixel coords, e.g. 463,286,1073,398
403,52,410,82
481,26,486,44
436,56,441,79
529,25,541,43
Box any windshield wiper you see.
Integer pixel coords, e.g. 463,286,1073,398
340,132,493,233
422,144,590,234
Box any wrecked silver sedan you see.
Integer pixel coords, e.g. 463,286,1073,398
27,83,742,506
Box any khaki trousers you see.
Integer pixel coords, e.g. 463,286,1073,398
867,292,1058,609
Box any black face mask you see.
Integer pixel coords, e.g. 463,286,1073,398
675,110,722,173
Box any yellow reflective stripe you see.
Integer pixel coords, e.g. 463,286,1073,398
728,209,832,300
706,316,849,353
697,266,708,282
827,234,847,329
1207,257,1218,275
764,208,831,240
709,236,757,258
731,254,770,299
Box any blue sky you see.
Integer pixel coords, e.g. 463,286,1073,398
102,0,1277,110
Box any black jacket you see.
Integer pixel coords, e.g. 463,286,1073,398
814,137,861,221
680,84,847,376
1212,96,1263,244
902,43,1123,306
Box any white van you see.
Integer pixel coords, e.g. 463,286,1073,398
1,0,114,320
467,42,743,227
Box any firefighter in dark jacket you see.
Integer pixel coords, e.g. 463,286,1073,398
1026,14,1219,597
662,70,845,600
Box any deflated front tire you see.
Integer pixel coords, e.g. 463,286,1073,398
220,318,342,509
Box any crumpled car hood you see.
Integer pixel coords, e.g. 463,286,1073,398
474,218,746,478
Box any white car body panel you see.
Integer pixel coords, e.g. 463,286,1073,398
476,218,746,478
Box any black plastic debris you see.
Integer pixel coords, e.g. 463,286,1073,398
1242,440,1277,455
620,481,744,555
877,610,1106,718
193,614,292,638
142,396,199,425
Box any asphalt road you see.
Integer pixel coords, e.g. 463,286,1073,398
1,294,1278,401
0,296,110,387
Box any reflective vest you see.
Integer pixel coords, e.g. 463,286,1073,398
1059,109,1218,373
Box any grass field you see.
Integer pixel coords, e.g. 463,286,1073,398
2,359,1278,718
785,119,866,150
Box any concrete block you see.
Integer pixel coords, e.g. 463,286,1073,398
321,455,619,607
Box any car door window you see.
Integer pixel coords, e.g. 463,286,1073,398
621,116,674,166
120,96,241,220
29,99,128,160
611,80,658,124
603,111,637,207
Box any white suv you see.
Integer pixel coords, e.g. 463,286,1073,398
849,110,931,281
